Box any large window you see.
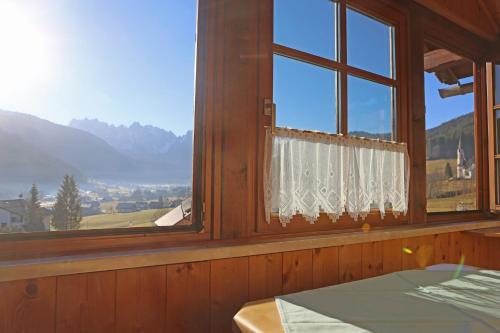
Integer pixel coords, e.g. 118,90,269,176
0,1,197,234
424,43,477,213
273,0,397,140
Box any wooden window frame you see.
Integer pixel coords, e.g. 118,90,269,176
0,1,214,260
254,0,410,236
272,0,400,139
487,63,500,211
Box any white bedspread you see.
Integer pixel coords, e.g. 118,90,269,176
275,269,500,333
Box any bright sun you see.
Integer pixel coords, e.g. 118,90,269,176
0,1,53,96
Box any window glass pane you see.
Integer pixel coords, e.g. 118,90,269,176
0,1,196,233
496,110,500,154
347,8,393,78
496,159,500,206
274,55,337,133
347,76,392,140
274,0,337,60
495,64,500,106
424,48,476,213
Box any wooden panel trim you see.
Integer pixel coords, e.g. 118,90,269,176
488,63,498,209
1,220,499,283
464,227,500,237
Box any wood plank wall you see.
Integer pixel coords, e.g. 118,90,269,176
1,232,499,333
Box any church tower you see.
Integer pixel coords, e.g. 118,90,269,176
456,136,466,179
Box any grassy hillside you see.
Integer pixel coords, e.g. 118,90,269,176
0,109,193,186
350,112,474,161
0,129,85,188
0,109,138,181
80,208,171,230
426,112,474,160
426,158,476,212
427,192,476,212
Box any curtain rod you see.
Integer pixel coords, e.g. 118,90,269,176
265,125,406,147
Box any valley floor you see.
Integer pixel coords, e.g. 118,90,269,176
79,208,171,230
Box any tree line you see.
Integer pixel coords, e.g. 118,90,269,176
25,175,82,232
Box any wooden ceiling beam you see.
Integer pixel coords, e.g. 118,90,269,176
414,0,499,41
424,49,467,72
478,0,500,35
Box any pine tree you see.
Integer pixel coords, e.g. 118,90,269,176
51,175,82,231
444,162,453,179
24,184,45,232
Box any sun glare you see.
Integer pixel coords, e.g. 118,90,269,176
0,1,53,97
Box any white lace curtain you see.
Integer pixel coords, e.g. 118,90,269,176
264,128,410,226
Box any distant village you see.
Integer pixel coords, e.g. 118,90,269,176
0,183,191,233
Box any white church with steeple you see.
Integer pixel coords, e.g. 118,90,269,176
456,136,473,179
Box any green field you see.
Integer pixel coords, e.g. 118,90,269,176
80,208,171,230
426,159,456,175
426,159,476,212
427,192,476,212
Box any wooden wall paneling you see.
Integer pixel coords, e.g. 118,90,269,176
282,250,313,294
312,247,340,288
220,0,260,239
249,253,283,300
487,238,500,270
166,261,210,333
382,238,403,274
210,257,249,333
483,238,498,269
433,233,450,264
85,271,116,333
56,274,87,333
116,266,166,333
362,241,384,279
472,234,490,268
339,244,363,283
458,234,500,269
402,235,435,269
448,232,461,263
0,277,56,333
457,232,476,266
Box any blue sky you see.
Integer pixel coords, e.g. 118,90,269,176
273,0,473,135
0,0,474,137
0,0,196,135
424,73,474,129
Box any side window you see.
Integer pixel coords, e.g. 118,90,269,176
424,43,477,213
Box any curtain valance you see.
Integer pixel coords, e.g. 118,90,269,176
264,128,410,226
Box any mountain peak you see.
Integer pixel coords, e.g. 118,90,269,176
69,118,192,158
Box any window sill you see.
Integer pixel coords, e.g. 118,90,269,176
426,210,488,223
1,219,499,283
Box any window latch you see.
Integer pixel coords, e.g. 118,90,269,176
264,98,276,133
